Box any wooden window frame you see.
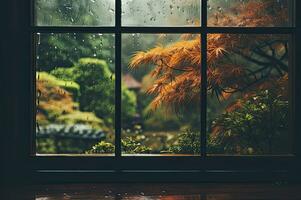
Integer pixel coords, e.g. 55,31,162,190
3,0,301,183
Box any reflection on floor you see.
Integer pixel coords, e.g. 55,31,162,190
4,183,301,199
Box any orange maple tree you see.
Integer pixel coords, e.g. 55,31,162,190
129,0,289,111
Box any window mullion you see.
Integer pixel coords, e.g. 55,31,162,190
115,0,122,158
201,0,208,157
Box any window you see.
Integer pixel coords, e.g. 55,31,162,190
29,0,298,171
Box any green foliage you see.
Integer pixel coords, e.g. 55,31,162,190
86,137,152,154
87,131,202,155
51,58,137,129
50,67,75,81
36,138,57,154
122,136,152,154
75,58,114,126
86,141,115,154
77,58,112,77
37,33,115,71
51,58,115,127
36,71,79,125
37,71,110,132
169,131,200,154
122,85,138,125
209,89,289,154
37,71,80,96
37,137,100,154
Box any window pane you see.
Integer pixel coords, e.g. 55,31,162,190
208,0,291,27
207,34,291,155
35,0,115,26
122,33,201,155
35,33,115,155
122,0,201,26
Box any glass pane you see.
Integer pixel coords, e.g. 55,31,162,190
35,33,115,155
122,0,201,26
207,34,291,155
122,33,201,155
35,0,115,26
208,0,291,27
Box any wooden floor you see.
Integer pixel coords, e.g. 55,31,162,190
3,183,301,199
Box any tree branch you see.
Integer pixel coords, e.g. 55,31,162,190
253,48,288,72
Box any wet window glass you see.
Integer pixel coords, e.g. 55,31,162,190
35,0,115,26
122,0,201,26
208,0,291,27
121,33,201,155
35,33,115,155
32,0,295,158
207,34,291,155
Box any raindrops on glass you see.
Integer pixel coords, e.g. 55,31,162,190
36,0,115,26
35,32,116,154
122,0,200,26
207,0,289,27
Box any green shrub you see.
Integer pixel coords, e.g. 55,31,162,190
208,89,289,154
169,131,200,154
37,71,108,131
122,85,137,126
36,71,80,125
76,58,114,128
51,58,115,126
86,141,115,154
86,136,152,154
37,72,80,96
50,67,76,81
122,136,152,154
51,58,137,129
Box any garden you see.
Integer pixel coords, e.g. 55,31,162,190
36,0,291,155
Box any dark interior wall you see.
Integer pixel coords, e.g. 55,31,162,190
2,0,31,185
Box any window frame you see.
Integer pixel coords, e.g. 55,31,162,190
4,0,301,182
